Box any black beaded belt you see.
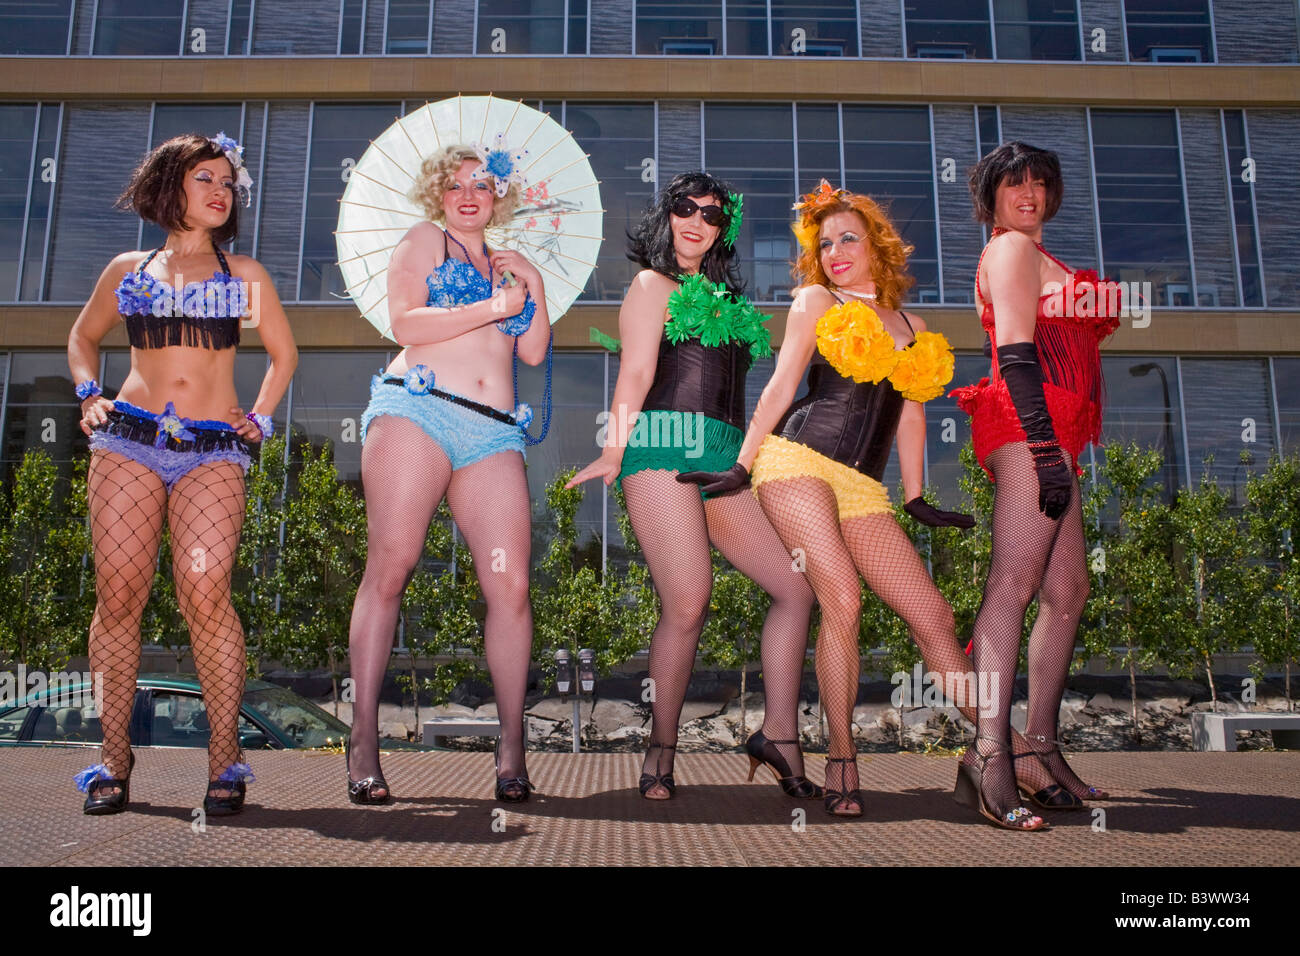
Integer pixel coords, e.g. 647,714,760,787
380,377,517,426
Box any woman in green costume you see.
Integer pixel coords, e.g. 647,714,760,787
569,172,817,801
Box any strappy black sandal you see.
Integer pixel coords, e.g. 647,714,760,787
494,739,535,803
953,740,1048,831
638,742,676,800
1025,733,1109,801
1013,750,1083,810
823,756,863,817
345,735,391,805
78,751,134,816
745,730,823,799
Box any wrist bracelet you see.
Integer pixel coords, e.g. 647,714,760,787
75,379,103,401
246,412,273,438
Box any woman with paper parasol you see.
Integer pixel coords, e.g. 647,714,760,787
343,139,552,805
568,173,817,802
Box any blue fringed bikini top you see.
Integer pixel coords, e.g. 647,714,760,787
114,244,245,351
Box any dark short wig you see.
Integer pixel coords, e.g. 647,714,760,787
116,133,240,245
626,171,744,293
968,141,1063,227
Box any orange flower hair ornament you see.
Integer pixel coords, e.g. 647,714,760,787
791,179,850,250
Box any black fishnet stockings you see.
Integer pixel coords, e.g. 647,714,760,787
88,451,248,795
623,470,814,793
971,442,1095,810
348,416,534,788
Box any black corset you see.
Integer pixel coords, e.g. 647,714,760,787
775,353,904,481
641,337,751,430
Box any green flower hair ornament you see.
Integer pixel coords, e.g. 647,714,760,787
723,191,743,247
665,273,773,359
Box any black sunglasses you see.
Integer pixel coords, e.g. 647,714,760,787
671,197,726,226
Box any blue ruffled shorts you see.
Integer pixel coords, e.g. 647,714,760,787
360,375,525,470
89,400,252,493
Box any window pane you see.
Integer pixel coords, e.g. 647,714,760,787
227,0,254,54
1243,109,1300,307
704,103,796,302
993,0,1080,60
478,0,566,53
0,105,37,301
1098,355,1185,503
976,105,1000,155
386,0,431,53
94,0,183,55
1223,111,1263,306
28,702,101,743
566,103,655,302
726,0,768,55
301,103,401,301
636,0,721,54
251,0,343,54
772,1,858,56
841,105,940,302
1090,110,1191,305
1180,358,1275,508
905,0,994,58
568,0,589,54
795,103,841,191
1124,0,1214,62
1274,359,1300,456
20,104,59,300
0,0,72,54
151,690,260,747
45,104,151,302
340,0,364,53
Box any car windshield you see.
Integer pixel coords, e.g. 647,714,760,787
243,686,351,749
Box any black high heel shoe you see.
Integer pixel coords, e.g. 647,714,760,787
953,742,1048,831
204,762,254,816
1013,751,1083,810
822,756,863,817
344,735,391,805
745,730,823,799
1024,733,1109,801
638,742,676,800
77,751,134,816
494,739,534,803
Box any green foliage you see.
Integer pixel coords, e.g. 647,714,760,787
234,436,289,678
259,440,367,702
0,451,94,668
532,471,643,682
1244,455,1300,706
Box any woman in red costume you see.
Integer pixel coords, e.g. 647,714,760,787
950,142,1117,829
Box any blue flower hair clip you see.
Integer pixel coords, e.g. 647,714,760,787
210,131,254,207
471,133,529,198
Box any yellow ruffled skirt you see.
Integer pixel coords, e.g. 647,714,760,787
751,435,892,522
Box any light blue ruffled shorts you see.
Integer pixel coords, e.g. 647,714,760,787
359,375,525,470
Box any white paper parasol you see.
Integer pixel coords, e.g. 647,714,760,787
335,94,604,341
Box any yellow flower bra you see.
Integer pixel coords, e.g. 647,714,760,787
814,299,955,403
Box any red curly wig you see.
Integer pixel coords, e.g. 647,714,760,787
791,180,915,310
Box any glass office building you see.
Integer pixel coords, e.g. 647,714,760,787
2,0,1298,556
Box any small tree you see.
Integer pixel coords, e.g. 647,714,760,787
264,440,367,712
1244,454,1300,710
699,560,767,740
1084,444,1178,741
235,435,289,678
1168,457,1257,711
0,450,95,669
400,503,486,730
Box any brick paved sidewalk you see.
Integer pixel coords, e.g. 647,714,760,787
2,749,1296,866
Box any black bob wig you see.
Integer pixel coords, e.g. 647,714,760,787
968,141,1063,227
626,171,744,293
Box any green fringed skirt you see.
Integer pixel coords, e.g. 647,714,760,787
617,411,743,500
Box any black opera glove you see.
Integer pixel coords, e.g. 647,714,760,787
676,463,751,495
904,497,975,529
997,341,1072,521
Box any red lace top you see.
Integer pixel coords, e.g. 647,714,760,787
950,229,1121,478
